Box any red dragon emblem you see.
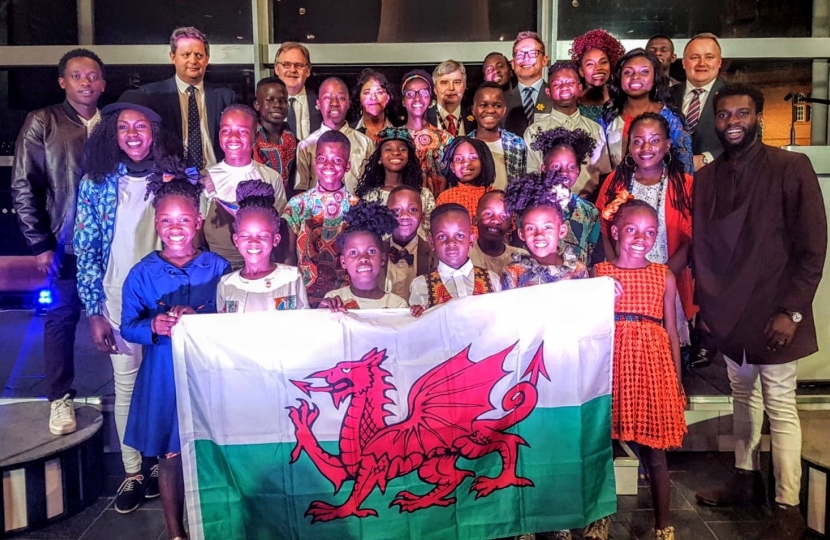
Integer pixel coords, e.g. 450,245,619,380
287,342,549,522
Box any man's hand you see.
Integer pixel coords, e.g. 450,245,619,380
89,315,119,354
35,250,59,277
764,313,798,351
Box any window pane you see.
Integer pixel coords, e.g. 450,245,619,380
0,0,77,45
272,0,536,43
559,0,811,40
93,0,252,44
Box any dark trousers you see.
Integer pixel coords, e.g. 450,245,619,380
45,254,82,401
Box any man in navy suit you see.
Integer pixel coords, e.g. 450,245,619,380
274,42,323,141
136,26,235,169
671,32,724,171
503,31,555,137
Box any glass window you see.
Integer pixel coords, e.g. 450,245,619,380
559,0,811,40
272,0,536,43
93,0,252,44
0,0,77,45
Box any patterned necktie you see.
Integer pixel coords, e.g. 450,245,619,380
686,88,704,133
445,114,458,136
186,86,203,169
522,87,535,124
287,97,298,138
389,246,414,266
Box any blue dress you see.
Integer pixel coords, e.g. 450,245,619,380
121,250,231,457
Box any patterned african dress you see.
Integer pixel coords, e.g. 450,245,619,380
560,194,601,267
253,124,297,184
501,248,588,290
593,262,687,450
424,266,494,308
282,185,357,307
408,125,453,195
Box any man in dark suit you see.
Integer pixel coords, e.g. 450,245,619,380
670,32,724,171
274,42,323,141
426,60,475,136
135,26,235,169
503,30,555,137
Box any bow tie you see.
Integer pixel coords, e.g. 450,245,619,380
389,246,414,266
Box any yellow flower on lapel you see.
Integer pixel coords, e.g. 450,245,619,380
466,114,474,122
536,103,546,112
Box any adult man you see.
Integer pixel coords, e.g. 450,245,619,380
294,77,374,194
469,82,526,190
646,34,680,87
483,52,514,92
136,26,235,169
274,41,323,141
693,83,827,540
670,32,723,171
11,49,106,435
427,60,475,137
524,61,611,198
504,31,554,137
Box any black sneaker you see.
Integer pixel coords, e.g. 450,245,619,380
114,474,144,514
144,463,160,499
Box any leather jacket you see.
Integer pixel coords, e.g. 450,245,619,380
11,101,91,256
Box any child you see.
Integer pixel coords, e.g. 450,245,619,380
600,49,693,174
592,197,687,540
355,127,435,236
409,203,502,316
216,180,308,312
252,76,297,182
469,82,526,190
282,130,358,307
501,172,589,289
531,127,603,267
320,201,408,310
120,177,231,540
595,112,695,347
385,185,435,298
469,190,527,275
202,104,288,270
435,136,495,232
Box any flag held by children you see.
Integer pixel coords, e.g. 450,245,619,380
173,278,617,540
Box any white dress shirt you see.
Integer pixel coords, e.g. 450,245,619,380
436,103,467,136
175,76,217,168
289,88,311,141
217,265,309,313
409,258,502,307
294,124,375,194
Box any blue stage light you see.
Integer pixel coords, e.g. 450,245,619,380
37,289,52,305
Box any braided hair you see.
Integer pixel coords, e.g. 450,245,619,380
604,112,691,215
530,127,597,165
504,171,569,225
234,180,280,232
441,136,496,188
355,129,423,198
336,200,399,251
146,155,202,209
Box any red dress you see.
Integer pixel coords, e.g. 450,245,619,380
594,262,687,449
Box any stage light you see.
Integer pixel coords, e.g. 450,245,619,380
37,289,52,306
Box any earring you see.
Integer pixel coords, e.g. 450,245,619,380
663,153,672,166
624,154,636,168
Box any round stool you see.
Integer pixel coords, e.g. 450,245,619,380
0,402,104,536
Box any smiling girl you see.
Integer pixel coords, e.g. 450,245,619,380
569,29,626,122
435,137,496,233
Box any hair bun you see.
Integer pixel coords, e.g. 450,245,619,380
236,180,276,208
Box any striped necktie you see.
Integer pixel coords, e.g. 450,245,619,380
522,87,535,124
686,88,704,133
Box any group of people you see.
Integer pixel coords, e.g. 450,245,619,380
9,23,826,540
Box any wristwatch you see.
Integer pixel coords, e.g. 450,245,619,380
701,154,711,165
783,310,803,323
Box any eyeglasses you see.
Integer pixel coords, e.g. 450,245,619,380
513,49,544,62
404,89,431,99
277,61,308,71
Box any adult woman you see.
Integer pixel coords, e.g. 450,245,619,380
350,68,399,141
74,91,180,514
401,69,454,197
600,49,693,174
569,28,626,122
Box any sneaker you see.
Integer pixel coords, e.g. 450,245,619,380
695,469,766,507
583,516,611,540
653,526,675,540
49,394,76,435
114,474,144,514
758,504,806,540
143,463,160,499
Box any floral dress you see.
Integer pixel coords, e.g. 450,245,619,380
408,126,453,195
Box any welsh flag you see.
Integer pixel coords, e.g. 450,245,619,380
173,278,617,540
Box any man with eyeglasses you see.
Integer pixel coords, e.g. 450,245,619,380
275,42,323,141
524,61,611,199
11,49,106,436
504,31,554,137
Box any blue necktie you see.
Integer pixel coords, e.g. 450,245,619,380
522,87,535,124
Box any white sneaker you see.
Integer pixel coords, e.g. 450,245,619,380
49,394,76,435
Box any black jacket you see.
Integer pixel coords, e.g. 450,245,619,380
11,101,91,256
671,79,724,159
426,104,476,135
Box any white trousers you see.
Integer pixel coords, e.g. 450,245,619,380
724,354,801,506
106,312,143,475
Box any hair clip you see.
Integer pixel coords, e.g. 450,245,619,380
601,189,635,221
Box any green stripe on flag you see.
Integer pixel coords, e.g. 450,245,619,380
194,395,615,540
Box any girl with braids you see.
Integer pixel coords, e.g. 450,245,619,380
593,198,687,540
320,201,408,310
600,49,693,174
73,92,180,513
596,112,695,346
531,127,603,267
121,177,230,540
216,180,308,313
435,136,495,234
355,127,435,236
569,29,626,122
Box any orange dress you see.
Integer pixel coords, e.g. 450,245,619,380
594,262,687,449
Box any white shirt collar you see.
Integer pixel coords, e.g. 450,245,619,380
175,75,205,94
437,258,474,278
518,78,545,97
437,103,462,120
684,78,718,96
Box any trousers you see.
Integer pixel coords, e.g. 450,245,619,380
44,255,82,401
